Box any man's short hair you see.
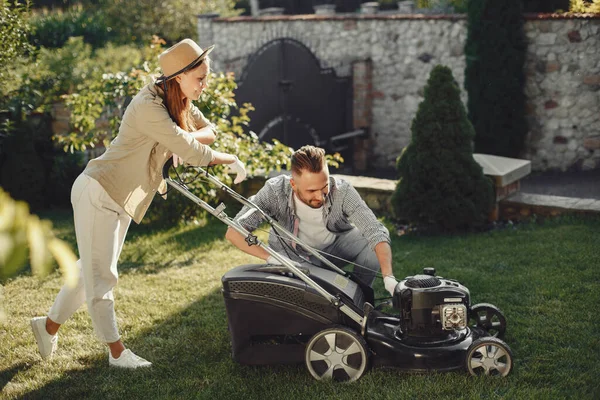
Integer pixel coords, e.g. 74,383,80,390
291,145,326,176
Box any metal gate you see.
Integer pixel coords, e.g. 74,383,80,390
235,38,354,153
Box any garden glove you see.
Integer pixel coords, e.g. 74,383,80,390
267,254,301,268
172,154,184,168
383,276,399,296
228,156,247,184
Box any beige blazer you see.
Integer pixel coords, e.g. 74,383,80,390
85,82,215,224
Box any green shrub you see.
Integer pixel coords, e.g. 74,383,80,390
0,122,46,211
391,65,494,232
30,5,115,49
58,38,302,225
0,0,33,89
416,0,468,12
98,0,240,44
46,150,85,207
522,0,570,12
464,0,528,158
570,0,600,13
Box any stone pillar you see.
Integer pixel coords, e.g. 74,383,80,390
352,59,373,173
249,0,259,16
197,13,219,50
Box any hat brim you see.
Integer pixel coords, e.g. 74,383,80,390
158,44,215,83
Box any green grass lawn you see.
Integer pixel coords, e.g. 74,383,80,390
1,210,599,399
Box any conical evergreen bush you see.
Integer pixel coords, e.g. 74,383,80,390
392,65,494,232
464,0,527,157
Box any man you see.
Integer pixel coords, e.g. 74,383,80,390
225,145,398,295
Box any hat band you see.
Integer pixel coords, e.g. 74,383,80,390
156,52,208,84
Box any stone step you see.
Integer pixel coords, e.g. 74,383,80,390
334,174,600,220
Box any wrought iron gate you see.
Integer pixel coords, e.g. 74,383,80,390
235,38,353,154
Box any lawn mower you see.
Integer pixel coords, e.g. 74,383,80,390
163,162,514,382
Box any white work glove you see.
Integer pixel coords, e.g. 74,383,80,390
267,254,301,268
227,156,247,184
172,154,184,168
383,276,399,296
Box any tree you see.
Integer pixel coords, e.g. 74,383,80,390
464,0,528,158
392,65,494,232
0,0,32,88
98,0,240,44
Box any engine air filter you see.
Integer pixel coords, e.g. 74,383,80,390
405,275,442,288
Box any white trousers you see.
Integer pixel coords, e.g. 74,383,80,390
48,173,131,343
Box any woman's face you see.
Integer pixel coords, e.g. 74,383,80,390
176,61,210,101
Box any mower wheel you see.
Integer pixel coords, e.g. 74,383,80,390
465,337,513,377
305,325,369,382
469,303,507,339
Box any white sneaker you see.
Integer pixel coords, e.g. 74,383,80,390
30,316,58,360
109,349,152,369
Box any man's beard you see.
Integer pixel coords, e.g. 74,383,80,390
295,191,323,209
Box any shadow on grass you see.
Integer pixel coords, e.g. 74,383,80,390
36,208,231,277
116,218,230,274
0,363,31,392
19,288,311,400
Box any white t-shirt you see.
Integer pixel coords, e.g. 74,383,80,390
293,193,336,250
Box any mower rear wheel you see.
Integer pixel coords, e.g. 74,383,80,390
305,326,369,382
469,303,507,339
465,337,513,377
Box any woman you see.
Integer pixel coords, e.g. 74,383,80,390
30,39,246,369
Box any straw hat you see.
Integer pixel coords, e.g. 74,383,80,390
157,39,214,82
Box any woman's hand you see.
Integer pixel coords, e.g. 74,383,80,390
228,156,247,184
172,154,184,168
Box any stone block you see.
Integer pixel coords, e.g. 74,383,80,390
473,154,532,187
567,30,582,43
583,75,600,85
584,136,600,150
546,62,560,73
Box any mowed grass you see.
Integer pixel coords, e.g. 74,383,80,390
1,209,599,399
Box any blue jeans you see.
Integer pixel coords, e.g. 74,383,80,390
306,228,380,287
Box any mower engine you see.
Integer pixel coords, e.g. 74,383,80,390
392,268,470,338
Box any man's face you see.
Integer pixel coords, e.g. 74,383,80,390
291,164,330,209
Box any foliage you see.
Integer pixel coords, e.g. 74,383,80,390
464,0,528,158
378,0,398,11
0,118,47,210
29,5,115,49
59,38,341,225
416,0,468,12
392,65,494,232
0,188,78,305
47,150,86,207
0,0,33,89
570,0,600,13
522,0,570,12
144,70,299,225
96,0,240,44
1,37,144,120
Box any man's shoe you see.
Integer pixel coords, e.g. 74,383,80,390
30,316,58,360
109,349,152,369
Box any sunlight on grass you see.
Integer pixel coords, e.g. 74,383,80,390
1,213,599,399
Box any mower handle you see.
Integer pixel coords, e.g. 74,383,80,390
162,157,174,180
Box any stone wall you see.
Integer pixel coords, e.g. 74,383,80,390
197,13,600,172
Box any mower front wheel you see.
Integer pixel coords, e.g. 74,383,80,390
305,325,369,382
465,337,513,377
